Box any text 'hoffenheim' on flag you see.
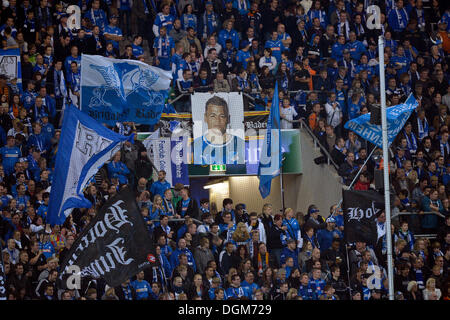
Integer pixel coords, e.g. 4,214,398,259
47,105,133,226
80,54,172,125
258,81,282,199
344,94,418,148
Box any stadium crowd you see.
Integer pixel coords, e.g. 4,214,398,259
0,0,449,301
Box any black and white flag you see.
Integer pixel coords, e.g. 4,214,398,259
342,190,385,246
58,188,157,288
0,243,7,300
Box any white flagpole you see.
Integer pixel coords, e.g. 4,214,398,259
378,35,394,300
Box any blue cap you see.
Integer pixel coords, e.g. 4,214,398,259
241,40,250,48
205,1,213,5
326,217,336,223
40,113,48,118
225,0,232,3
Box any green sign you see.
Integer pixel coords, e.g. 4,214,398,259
210,165,226,172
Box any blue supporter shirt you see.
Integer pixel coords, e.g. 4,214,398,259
149,180,171,198
154,13,175,35
104,24,123,49
236,50,251,70
131,279,156,300
265,39,283,63
0,146,21,175
345,40,366,61
218,29,240,50
132,44,144,58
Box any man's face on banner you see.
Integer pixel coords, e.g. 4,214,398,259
205,103,229,137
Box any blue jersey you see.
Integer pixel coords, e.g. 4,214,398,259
22,90,37,110
131,279,156,300
310,278,326,297
225,286,245,299
170,247,196,271
0,146,21,175
282,218,301,242
41,123,55,140
149,180,171,198
132,44,144,58
280,247,300,269
107,161,130,184
39,241,55,260
27,133,50,153
387,8,409,32
33,64,46,76
104,25,123,49
345,40,366,61
265,39,283,63
201,12,220,38
334,89,346,114
67,71,81,93
298,284,317,300
43,55,53,68
354,63,374,79
390,55,409,76
384,39,397,53
347,101,360,120
218,29,240,50
153,36,174,59
316,228,340,252
241,280,259,299
154,13,175,35
37,203,49,221
180,13,197,30
193,135,245,165
236,50,251,70
64,56,81,78
84,8,108,31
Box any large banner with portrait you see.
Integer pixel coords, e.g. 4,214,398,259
192,92,245,165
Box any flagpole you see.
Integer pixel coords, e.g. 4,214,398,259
331,146,377,216
379,35,394,301
280,157,285,214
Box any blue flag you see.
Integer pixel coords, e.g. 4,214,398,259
344,94,418,148
47,105,133,226
80,54,172,125
258,82,282,198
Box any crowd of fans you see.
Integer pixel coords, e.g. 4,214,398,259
0,0,449,301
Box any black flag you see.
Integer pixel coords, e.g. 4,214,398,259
342,190,385,246
59,187,157,288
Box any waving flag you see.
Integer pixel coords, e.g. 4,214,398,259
58,188,157,288
344,94,418,148
258,82,282,198
80,54,172,125
47,105,133,226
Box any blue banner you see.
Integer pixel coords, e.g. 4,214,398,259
47,105,133,226
171,137,189,186
0,48,22,93
258,82,282,199
344,94,418,148
80,54,172,125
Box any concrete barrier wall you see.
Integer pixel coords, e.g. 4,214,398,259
283,129,344,216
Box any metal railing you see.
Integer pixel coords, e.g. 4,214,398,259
391,211,446,240
150,217,202,224
391,211,446,220
299,118,340,170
